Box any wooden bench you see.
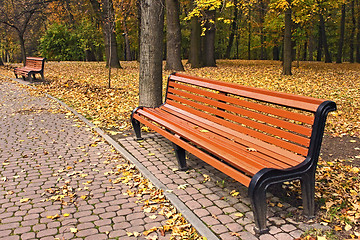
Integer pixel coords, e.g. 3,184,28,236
14,57,46,81
131,72,336,233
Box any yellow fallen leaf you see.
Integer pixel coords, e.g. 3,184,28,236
235,213,244,217
277,203,283,208
317,236,327,240
143,207,152,213
200,129,209,133
149,215,157,220
148,153,155,156
334,225,342,231
230,190,239,196
20,198,30,203
63,213,70,217
143,227,158,236
344,223,352,231
70,228,78,233
177,184,189,189
51,214,60,220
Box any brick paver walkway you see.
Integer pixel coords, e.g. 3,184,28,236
0,78,177,240
0,76,329,240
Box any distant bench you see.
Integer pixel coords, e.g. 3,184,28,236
14,57,46,81
131,72,336,233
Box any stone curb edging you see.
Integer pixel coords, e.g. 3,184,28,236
1,75,220,240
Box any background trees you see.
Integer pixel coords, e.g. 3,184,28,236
0,0,51,64
1,0,360,66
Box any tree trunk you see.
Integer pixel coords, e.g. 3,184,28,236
103,0,121,68
139,0,164,107
319,14,332,63
316,21,323,61
273,46,280,60
202,10,216,67
356,0,360,63
259,0,267,60
303,41,307,61
189,16,202,68
225,0,238,59
283,0,292,75
165,0,184,71
349,0,356,63
89,0,121,68
336,4,346,63
18,32,26,65
248,8,251,60
308,32,315,61
122,17,132,61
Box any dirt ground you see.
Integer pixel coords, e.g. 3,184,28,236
321,134,360,165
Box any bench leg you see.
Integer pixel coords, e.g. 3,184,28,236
173,143,187,171
301,168,316,217
250,185,269,234
131,118,143,140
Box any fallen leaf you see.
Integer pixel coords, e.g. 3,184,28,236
177,184,189,189
246,147,257,152
230,190,239,196
317,236,327,240
20,198,30,203
344,223,352,231
200,129,209,133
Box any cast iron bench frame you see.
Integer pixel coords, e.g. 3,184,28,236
131,72,336,233
14,57,46,81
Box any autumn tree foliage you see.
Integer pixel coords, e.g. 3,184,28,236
2,0,360,65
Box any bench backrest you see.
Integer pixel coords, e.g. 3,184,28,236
25,57,45,70
165,72,336,164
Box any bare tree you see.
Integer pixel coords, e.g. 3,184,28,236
0,0,50,64
89,0,121,68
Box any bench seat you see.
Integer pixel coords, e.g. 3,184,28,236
131,72,336,233
14,57,46,81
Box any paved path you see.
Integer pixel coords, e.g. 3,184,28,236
0,76,327,240
0,78,177,240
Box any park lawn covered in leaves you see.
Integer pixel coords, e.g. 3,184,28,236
1,60,359,137
1,60,359,239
